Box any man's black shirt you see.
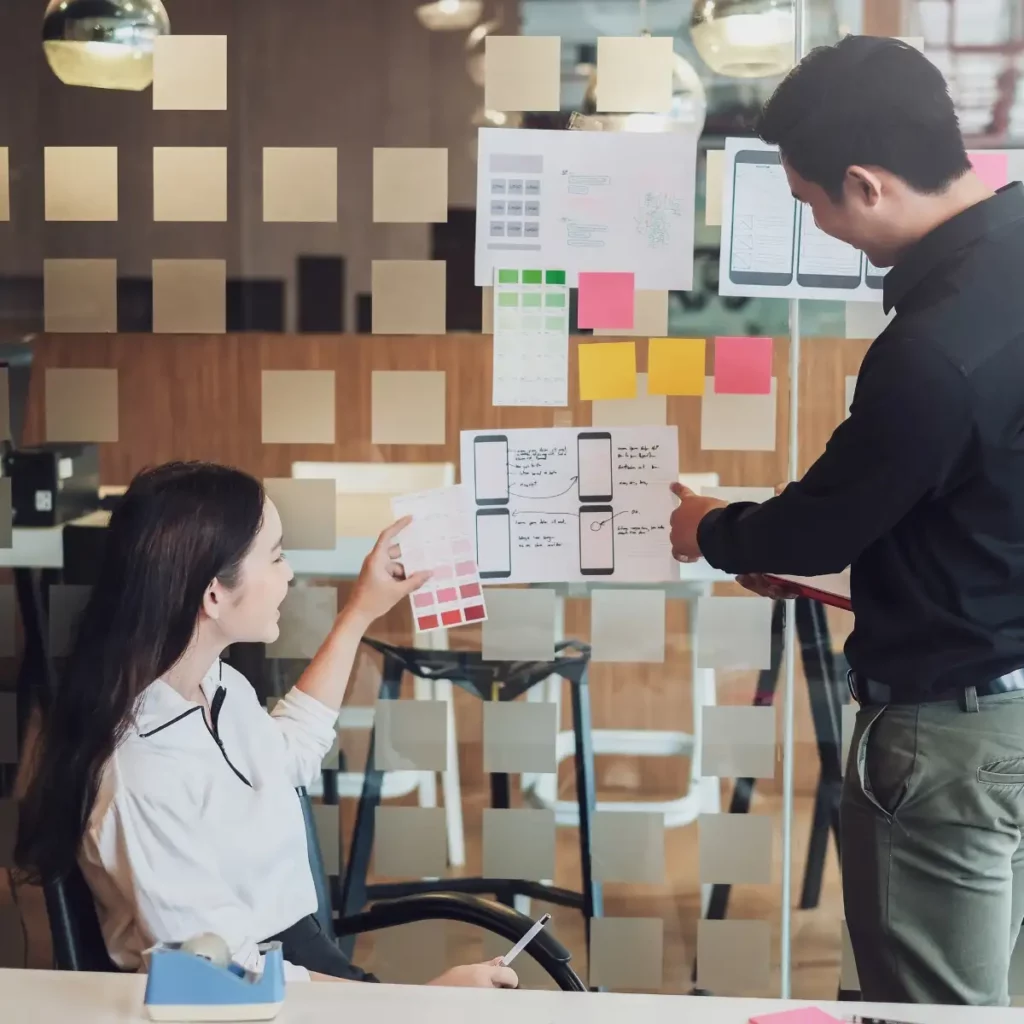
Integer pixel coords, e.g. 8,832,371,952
698,184,1024,699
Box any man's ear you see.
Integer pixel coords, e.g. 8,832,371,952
846,165,883,207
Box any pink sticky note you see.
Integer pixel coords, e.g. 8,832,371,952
714,336,773,395
969,151,1008,192
750,1009,840,1024
577,272,635,330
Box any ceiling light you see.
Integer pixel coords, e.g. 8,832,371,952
42,0,170,90
416,0,482,31
689,0,795,79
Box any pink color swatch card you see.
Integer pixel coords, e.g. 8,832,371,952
714,335,773,394
577,272,635,330
750,1009,840,1024
391,484,487,633
969,150,1008,192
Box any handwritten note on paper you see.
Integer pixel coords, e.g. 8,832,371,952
460,427,679,584
492,268,569,407
391,485,487,633
475,127,697,290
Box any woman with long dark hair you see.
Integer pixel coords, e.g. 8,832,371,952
15,461,516,988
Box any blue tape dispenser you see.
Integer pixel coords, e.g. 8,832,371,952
143,934,285,1021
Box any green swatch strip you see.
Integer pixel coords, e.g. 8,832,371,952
544,292,566,308
497,293,519,307
545,270,566,285
522,269,543,284
522,293,542,308
497,269,519,284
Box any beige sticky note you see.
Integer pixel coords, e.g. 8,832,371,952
698,813,773,884
701,705,776,779
45,368,119,443
0,481,10,551
374,806,447,878
373,699,448,772
700,376,777,452
371,260,446,335
697,919,770,995
313,802,340,875
596,36,674,113
482,700,557,773
261,370,336,444
44,259,117,333
484,36,561,112
589,918,664,991
336,494,395,538
153,35,227,110
49,583,91,658
845,375,858,418
153,147,227,221
373,148,448,223
701,486,774,503
841,703,858,772
593,810,665,884
696,596,773,670
0,368,11,442
706,150,725,226
263,148,337,222
591,372,667,427
603,291,669,337
0,585,16,658
152,259,226,333
590,589,666,663
0,693,15,764
371,370,446,445
263,478,337,550
266,586,337,659
840,920,861,992
845,301,893,339
0,798,16,868
372,921,449,985
481,588,556,661
44,146,117,221
0,148,9,221
482,808,556,881
482,286,493,334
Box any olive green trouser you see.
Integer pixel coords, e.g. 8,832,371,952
841,689,1024,1005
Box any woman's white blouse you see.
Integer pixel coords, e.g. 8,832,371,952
78,660,339,982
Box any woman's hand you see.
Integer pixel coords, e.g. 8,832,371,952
344,518,431,629
428,958,518,989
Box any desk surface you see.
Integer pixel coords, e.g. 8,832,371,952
0,970,1018,1024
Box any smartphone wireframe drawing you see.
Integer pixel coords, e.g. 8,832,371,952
577,431,613,504
796,204,863,290
476,508,512,579
729,150,797,287
863,256,886,290
579,505,614,576
473,434,509,506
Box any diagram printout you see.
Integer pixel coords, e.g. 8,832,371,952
475,127,697,290
460,427,679,584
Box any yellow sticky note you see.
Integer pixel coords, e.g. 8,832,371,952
578,342,637,401
648,337,705,396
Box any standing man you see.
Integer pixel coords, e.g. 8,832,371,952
670,36,1024,1005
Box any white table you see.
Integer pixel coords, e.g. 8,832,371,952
1,968,1019,1024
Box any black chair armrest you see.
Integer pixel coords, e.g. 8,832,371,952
335,892,585,991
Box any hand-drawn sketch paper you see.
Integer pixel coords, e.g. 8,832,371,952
475,127,697,289
460,427,679,583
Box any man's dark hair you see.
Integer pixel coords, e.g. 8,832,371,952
757,35,971,199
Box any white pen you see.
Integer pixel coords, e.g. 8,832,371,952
500,913,552,966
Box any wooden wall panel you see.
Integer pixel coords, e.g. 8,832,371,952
24,331,870,794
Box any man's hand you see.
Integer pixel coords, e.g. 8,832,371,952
669,482,727,563
429,958,519,989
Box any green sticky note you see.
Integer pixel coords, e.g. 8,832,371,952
498,269,518,284
523,293,542,308
498,293,519,308
545,270,566,285
522,270,543,285
544,292,566,308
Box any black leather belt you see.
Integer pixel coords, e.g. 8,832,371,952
848,668,1024,706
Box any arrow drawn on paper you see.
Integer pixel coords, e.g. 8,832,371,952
507,475,579,499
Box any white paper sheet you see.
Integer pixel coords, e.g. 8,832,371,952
475,127,697,290
459,427,679,583
492,267,569,406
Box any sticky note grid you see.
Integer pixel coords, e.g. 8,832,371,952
392,485,487,633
